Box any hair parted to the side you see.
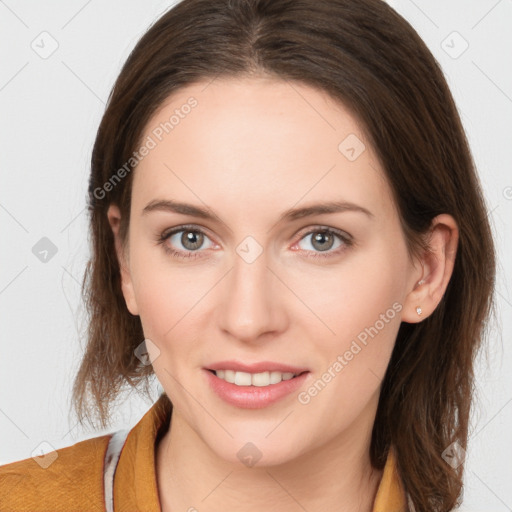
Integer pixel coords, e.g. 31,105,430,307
72,1,496,510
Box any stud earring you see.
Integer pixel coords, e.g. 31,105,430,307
416,306,422,316
417,279,425,286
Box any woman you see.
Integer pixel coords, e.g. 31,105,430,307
0,0,496,511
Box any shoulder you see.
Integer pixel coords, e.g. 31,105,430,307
0,433,111,511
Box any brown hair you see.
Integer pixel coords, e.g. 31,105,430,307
72,0,496,510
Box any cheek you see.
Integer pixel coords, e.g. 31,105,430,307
299,287,402,440
339,254,405,368
129,240,215,347
129,240,179,334
295,245,405,406
293,245,406,343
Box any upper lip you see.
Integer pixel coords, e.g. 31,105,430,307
206,360,309,374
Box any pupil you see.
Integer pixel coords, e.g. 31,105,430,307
183,231,203,250
312,231,333,251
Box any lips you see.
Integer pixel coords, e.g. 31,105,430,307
205,360,309,374
203,368,310,409
202,360,311,408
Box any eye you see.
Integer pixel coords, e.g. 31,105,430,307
157,224,353,261
157,225,215,259
293,227,353,259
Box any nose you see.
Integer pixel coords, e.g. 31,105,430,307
218,248,288,344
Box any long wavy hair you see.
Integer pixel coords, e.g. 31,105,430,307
72,1,496,510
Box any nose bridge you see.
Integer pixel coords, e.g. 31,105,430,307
219,240,283,342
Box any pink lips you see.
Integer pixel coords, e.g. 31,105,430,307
203,360,310,409
206,360,309,374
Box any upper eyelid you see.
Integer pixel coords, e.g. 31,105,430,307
161,224,212,238
297,225,351,239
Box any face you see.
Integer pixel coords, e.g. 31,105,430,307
109,76,423,466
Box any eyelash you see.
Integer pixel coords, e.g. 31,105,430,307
156,224,353,261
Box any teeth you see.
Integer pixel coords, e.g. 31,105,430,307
213,369,299,387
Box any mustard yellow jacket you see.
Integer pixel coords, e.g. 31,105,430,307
0,394,407,511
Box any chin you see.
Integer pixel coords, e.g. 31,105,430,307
203,432,304,469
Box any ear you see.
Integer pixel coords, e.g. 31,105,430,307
107,204,139,316
402,214,459,323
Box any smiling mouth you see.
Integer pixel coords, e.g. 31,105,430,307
207,369,308,387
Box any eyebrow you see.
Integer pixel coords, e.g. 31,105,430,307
142,199,374,224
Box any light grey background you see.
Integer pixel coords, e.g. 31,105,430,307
1,1,511,510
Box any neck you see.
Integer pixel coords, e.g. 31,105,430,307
156,406,383,512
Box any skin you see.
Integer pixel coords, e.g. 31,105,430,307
107,76,458,512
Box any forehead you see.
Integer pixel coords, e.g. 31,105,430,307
132,76,396,223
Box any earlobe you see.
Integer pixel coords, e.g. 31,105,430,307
402,214,459,323
106,204,139,316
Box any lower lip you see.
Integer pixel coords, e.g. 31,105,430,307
204,369,310,409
